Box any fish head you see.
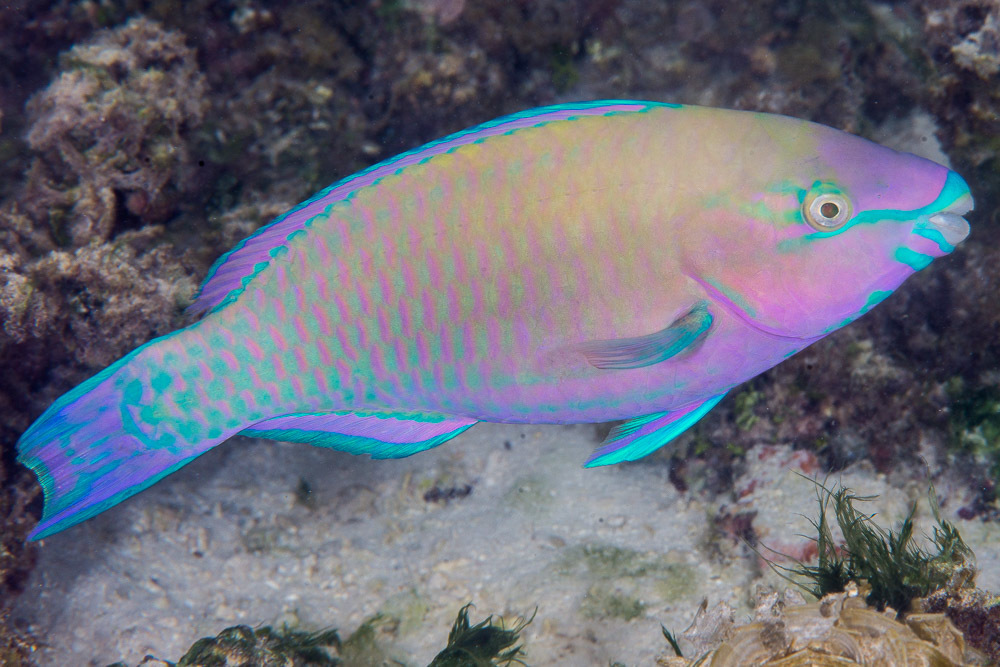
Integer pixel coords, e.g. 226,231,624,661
683,114,973,341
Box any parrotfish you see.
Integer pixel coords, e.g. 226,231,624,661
17,101,973,539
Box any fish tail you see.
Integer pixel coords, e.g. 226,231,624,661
16,335,229,540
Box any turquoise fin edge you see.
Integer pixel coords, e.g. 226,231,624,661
584,392,728,467
241,412,477,459
582,301,713,370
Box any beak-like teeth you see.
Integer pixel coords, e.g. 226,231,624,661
928,212,971,245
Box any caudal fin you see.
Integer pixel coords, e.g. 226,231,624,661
16,352,224,540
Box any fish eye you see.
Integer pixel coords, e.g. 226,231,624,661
804,193,852,231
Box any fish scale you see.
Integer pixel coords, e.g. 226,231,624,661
17,101,974,538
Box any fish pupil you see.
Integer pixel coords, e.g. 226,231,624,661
820,202,840,218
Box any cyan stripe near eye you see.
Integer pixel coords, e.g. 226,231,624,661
798,171,971,242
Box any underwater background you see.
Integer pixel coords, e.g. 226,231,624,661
1,0,999,664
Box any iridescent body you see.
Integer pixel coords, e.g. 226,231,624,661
17,102,974,539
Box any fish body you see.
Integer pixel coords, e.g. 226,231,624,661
17,101,973,539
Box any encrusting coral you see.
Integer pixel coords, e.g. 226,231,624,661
657,586,989,666
922,0,1000,204
23,16,207,242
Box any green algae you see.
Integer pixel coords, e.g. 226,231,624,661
733,389,763,431
549,47,579,93
661,625,684,659
119,602,534,666
157,624,342,667
764,480,975,614
428,603,533,667
580,582,645,621
558,543,651,578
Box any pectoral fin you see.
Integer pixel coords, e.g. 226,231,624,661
581,301,713,370
584,393,727,467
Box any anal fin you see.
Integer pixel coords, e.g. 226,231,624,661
242,411,477,459
585,393,727,467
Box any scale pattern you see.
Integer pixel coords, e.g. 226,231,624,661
16,101,972,538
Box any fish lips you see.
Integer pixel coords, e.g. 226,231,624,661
927,210,971,246
912,193,974,255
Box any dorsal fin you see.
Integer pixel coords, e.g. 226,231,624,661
187,100,678,315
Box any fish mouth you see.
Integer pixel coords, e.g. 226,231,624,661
927,212,970,246
913,183,974,249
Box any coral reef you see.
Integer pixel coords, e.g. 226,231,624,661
0,17,205,661
576,0,926,130
659,486,998,664
922,587,1000,662
0,605,35,667
24,17,207,240
0,0,998,663
657,586,988,666
921,0,1000,205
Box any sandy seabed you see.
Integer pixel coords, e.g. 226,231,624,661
13,423,1000,666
